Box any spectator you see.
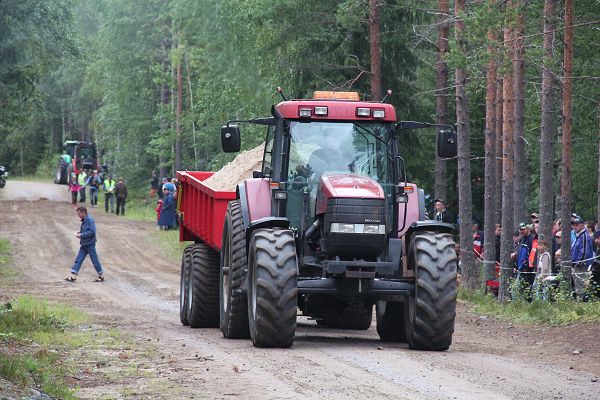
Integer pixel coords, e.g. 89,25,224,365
87,170,101,208
103,174,116,213
494,224,502,263
155,199,163,225
115,177,128,216
68,174,80,205
148,170,159,201
552,230,562,273
534,240,554,301
571,215,594,299
590,230,600,299
513,222,535,294
472,220,484,259
64,206,105,282
434,199,453,223
158,186,176,230
157,177,167,200
78,171,88,203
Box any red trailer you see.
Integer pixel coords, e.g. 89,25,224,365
176,171,236,250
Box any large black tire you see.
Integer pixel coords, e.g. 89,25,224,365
376,301,407,342
405,231,457,351
55,161,67,184
179,245,194,326
187,243,220,328
220,201,250,339
247,229,298,348
321,301,373,330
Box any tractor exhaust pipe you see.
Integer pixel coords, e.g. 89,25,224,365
304,219,320,241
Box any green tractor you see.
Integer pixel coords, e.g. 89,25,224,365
55,141,99,184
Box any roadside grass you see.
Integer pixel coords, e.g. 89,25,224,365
0,238,19,282
459,288,600,326
0,296,160,399
0,296,88,399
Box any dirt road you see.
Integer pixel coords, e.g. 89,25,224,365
1,180,598,399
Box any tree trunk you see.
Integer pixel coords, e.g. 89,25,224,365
175,53,183,172
455,0,477,289
185,54,199,170
539,0,558,243
560,0,574,284
369,0,382,101
495,78,503,224
499,23,515,302
483,29,498,289
159,36,170,179
435,0,450,203
512,9,527,226
597,104,600,225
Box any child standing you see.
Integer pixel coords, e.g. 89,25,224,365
535,240,554,300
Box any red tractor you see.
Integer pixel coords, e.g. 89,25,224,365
177,90,458,350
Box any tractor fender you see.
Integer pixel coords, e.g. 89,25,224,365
403,220,455,247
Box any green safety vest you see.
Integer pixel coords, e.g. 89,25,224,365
104,179,116,193
78,174,87,186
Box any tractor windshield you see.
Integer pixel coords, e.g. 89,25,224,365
77,146,95,160
285,121,396,230
287,121,395,187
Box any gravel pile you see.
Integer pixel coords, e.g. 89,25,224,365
203,144,264,191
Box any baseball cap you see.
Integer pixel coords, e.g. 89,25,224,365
530,213,539,219
519,222,529,229
571,215,584,224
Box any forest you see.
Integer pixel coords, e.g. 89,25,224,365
0,1,598,291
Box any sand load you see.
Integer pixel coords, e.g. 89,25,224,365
203,144,265,191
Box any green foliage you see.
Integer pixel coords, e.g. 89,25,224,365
459,287,600,326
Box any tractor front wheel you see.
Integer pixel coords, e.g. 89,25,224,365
248,229,297,348
405,231,457,351
187,243,220,328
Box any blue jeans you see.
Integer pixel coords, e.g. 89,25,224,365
71,244,104,275
90,189,98,206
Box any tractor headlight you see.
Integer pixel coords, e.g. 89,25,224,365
330,223,385,234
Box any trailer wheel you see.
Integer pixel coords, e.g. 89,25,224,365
248,229,297,348
376,301,407,342
406,231,457,351
187,243,220,328
219,201,250,339
321,301,373,330
179,245,194,326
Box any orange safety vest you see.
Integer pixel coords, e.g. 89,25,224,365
529,238,539,269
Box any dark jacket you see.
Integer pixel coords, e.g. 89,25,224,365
115,182,128,199
158,193,176,227
516,234,534,271
571,230,593,268
435,209,453,224
79,215,97,246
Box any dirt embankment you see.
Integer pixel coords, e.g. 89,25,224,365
0,181,599,399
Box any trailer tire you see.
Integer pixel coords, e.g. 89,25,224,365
220,201,250,339
406,231,457,351
187,243,220,328
179,245,194,326
321,301,373,330
376,301,407,342
248,229,297,348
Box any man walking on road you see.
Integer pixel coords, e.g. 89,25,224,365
64,206,105,282
115,177,128,216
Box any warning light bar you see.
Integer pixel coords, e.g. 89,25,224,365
313,91,360,101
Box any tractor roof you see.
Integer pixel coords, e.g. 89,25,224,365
275,91,396,122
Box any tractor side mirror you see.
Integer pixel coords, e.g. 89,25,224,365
221,125,241,153
437,128,457,158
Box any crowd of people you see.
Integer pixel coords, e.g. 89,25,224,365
68,170,128,215
434,199,600,301
151,171,178,230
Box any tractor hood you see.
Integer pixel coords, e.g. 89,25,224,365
316,173,385,215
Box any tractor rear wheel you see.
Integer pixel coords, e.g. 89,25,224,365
220,201,250,339
248,229,297,348
405,231,457,351
187,243,220,328
179,245,194,326
55,161,67,184
321,301,373,330
376,301,407,342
